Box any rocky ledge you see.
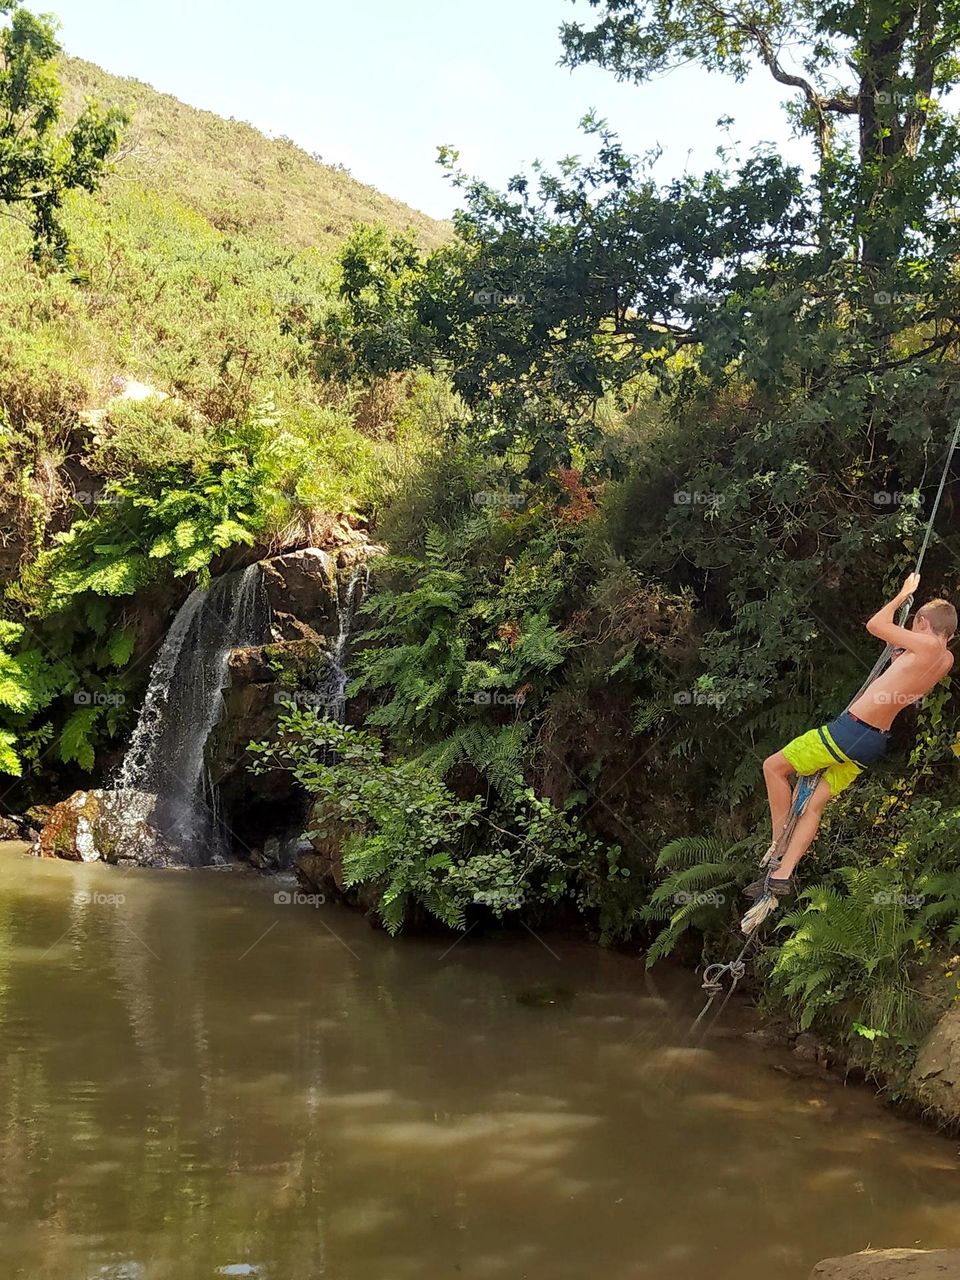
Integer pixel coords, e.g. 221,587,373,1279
810,1250,960,1278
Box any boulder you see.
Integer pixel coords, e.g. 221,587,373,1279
32,789,177,867
295,800,380,914
206,638,336,806
260,548,338,636
0,812,38,840
909,1006,960,1123
810,1250,960,1278
25,803,54,829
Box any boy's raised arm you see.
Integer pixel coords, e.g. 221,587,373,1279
865,573,934,652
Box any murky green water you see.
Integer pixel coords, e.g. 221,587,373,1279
1,843,959,1280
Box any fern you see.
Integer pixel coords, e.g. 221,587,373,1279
771,866,931,1044
0,730,20,776
59,707,101,771
642,835,756,966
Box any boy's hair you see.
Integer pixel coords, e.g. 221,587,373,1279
917,598,957,638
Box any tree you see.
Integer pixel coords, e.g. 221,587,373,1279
0,2,126,260
560,0,960,277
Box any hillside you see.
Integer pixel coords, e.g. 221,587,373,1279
61,57,450,254
0,54,453,523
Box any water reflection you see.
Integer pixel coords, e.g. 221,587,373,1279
0,843,958,1280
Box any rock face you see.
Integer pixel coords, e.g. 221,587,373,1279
32,789,176,867
261,547,338,641
909,1006,960,1123
810,1250,960,1278
294,800,380,914
206,539,382,839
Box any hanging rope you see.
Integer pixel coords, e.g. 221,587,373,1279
687,415,960,1041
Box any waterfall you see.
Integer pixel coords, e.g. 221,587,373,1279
115,564,269,856
314,561,368,723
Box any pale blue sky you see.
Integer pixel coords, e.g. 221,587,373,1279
48,0,815,219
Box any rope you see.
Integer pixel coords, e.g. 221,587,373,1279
686,415,960,1039
912,415,960,580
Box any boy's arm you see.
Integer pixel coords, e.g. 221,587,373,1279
866,573,937,653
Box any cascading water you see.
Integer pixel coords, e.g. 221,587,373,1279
115,564,269,858
313,561,368,724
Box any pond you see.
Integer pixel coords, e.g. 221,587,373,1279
1,842,958,1280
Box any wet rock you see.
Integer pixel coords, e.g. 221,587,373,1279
742,1027,788,1048
337,541,386,571
909,1006,960,1122
249,836,282,870
810,1249,960,1278
25,803,53,829
205,640,330,808
295,802,380,913
0,812,37,840
205,541,383,847
260,548,338,634
793,1032,829,1066
32,789,176,867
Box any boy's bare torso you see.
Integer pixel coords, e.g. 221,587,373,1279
848,646,954,731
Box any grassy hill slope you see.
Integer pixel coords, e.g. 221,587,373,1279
61,57,449,255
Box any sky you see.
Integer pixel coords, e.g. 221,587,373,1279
46,0,816,220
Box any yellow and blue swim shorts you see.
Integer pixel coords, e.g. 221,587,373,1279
781,711,889,797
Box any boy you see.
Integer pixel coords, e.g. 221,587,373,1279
751,573,955,899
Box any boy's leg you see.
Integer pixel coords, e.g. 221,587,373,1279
762,751,795,843
771,776,832,882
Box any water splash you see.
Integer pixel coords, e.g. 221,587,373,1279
115,565,269,857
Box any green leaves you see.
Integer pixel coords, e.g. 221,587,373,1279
59,706,99,771
249,710,622,937
0,729,20,776
0,3,126,261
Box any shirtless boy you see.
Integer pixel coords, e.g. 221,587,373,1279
752,573,955,899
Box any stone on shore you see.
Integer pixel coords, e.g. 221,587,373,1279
810,1249,960,1278
31,789,175,867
